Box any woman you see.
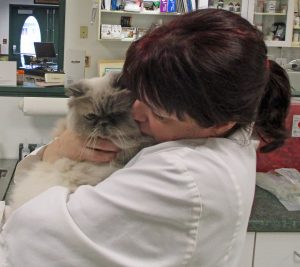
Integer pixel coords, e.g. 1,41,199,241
1,9,290,267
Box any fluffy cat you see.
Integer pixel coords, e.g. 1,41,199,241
8,72,155,212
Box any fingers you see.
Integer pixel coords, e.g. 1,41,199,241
80,147,117,163
42,129,119,164
86,138,120,152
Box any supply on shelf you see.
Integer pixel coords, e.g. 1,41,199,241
16,70,25,86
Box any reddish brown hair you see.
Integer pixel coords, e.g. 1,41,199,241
121,9,291,152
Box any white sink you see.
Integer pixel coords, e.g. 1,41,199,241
287,71,300,94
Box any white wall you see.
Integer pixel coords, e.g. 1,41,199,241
64,0,130,78
0,97,62,159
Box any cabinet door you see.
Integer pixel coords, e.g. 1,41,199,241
254,232,300,267
247,0,294,47
236,232,255,267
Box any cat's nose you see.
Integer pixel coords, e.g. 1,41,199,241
100,121,109,128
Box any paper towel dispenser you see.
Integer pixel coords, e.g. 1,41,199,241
19,97,68,116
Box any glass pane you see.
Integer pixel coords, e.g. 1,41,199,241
208,0,242,14
253,0,288,42
20,16,41,67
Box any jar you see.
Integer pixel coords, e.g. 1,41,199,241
217,0,224,9
234,3,240,12
293,32,299,42
266,0,277,13
295,15,300,27
256,0,264,12
228,2,234,11
17,70,25,85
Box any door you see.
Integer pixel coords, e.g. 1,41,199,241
254,232,300,267
9,4,59,68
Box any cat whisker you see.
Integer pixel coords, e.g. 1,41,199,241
113,127,129,149
85,131,98,150
78,132,97,160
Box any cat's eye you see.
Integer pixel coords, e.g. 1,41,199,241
84,113,97,121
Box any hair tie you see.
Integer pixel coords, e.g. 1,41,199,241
265,59,270,69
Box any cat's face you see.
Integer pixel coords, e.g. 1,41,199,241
65,73,140,145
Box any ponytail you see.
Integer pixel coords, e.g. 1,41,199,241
255,60,291,153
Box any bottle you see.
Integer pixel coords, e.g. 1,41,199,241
228,2,234,11
266,0,277,13
16,70,25,85
217,0,224,9
234,2,240,12
295,13,300,27
293,32,299,43
256,0,264,12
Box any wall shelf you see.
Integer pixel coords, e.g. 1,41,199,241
254,12,287,16
100,10,180,16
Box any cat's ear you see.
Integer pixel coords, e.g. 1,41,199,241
113,89,134,108
65,80,89,97
108,71,127,90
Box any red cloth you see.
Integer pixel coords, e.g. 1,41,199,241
256,101,300,172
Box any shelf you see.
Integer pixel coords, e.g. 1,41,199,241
264,40,289,47
98,38,133,42
291,42,300,47
100,10,180,16
254,12,286,16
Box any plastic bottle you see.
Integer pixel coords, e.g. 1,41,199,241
266,0,277,13
217,0,224,9
17,70,25,85
234,2,240,12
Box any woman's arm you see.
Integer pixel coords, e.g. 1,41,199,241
2,150,198,267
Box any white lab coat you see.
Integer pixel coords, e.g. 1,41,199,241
1,129,257,267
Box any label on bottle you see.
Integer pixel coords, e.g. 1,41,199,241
266,0,276,13
292,115,300,137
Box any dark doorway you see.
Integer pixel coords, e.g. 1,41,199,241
9,2,65,70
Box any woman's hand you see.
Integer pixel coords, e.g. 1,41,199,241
42,129,120,164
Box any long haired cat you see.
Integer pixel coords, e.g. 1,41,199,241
8,72,155,212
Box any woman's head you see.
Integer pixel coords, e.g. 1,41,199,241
122,9,291,151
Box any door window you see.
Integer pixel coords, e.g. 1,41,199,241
20,16,41,67
9,5,59,68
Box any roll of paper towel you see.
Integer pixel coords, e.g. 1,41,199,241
19,97,68,116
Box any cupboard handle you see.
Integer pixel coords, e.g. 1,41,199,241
294,250,300,263
295,251,300,257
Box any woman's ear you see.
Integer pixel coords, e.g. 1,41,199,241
214,121,237,136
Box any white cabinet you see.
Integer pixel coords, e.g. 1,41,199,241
237,232,255,267
254,232,300,267
247,0,294,47
210,0,295,46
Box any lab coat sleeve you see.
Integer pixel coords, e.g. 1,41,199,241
1,151,202,267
